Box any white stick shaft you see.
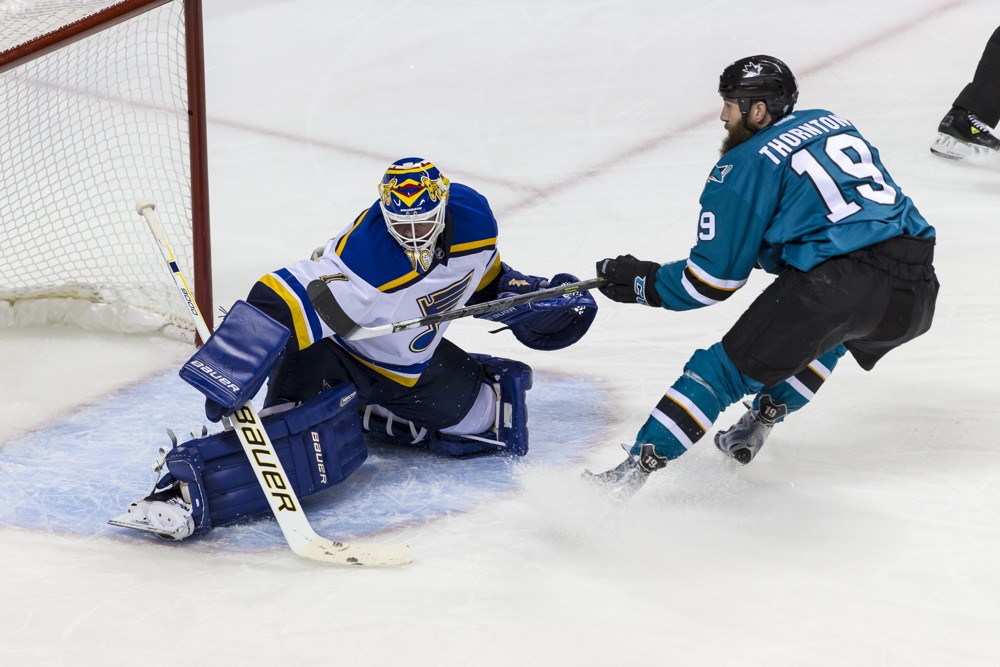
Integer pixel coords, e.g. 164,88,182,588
136,199,212,342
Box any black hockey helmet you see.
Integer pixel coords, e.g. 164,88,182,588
718,55,798,124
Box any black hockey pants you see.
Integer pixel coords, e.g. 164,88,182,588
723,234,939,387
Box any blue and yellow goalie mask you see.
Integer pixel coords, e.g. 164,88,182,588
378,157,450,254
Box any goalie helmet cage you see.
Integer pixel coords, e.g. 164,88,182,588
0,0,212,341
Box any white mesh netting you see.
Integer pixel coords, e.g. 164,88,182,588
1,0,199,337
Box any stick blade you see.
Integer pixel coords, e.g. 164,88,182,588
295,537,415,567
306,279,393,340
306,279,360,338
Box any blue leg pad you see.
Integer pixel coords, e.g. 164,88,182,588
156,383,366,532
362,355,532,458
448,353,533,457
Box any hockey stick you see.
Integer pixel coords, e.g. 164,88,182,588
137,200,414,567
307,276,602,341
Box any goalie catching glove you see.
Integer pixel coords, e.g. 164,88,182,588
476,264,598,350
595,254,662,307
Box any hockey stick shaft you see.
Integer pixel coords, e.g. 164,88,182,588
137,200,414,567
308,276,602,341
137,199,212,343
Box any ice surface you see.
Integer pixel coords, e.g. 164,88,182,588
0,370,605,548
2,0,999,665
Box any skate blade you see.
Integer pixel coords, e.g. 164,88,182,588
107,513,183,540
930,133,968,160
930,133,1000,164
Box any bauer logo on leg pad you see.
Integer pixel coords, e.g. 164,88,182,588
312,431,328,484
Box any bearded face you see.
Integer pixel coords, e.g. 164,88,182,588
721,122,755,155
719,99,768,155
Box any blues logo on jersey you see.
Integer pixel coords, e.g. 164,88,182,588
410,271,474,352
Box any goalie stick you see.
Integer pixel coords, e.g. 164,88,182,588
307,276,602,341
134,200,414,567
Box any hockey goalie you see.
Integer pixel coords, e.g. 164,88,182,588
110,157,596,540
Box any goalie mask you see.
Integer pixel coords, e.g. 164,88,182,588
718,55,798,126
378,158,450,257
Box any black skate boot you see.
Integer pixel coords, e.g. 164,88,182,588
930,106,1000,160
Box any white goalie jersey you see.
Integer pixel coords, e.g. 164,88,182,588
247,183,503,386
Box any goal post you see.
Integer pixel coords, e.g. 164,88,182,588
0,0,212,341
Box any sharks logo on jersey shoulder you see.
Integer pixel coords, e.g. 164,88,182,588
708,163,733,184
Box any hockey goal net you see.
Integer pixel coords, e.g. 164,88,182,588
0,0,211,340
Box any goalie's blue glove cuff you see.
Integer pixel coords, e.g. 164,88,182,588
494,263,549,295
204,398,228,424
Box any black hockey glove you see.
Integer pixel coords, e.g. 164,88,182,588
595,254,662,307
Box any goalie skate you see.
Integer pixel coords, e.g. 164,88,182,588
108,489,194,540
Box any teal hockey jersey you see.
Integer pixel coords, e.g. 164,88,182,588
655,108,935,311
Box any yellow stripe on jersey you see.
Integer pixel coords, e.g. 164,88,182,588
475,253,502,291
335,209,369,257
341,347,420,387
451,237,497,254
378,269,421,292
260,273,312,351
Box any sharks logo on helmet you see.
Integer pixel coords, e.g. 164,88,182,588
718,55,798,125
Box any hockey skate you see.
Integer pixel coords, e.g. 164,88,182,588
713,395,787,465
108,487,195,540
582,443,667,498
930,106,1000,160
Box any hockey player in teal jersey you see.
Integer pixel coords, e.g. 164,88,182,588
587,55,939,496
